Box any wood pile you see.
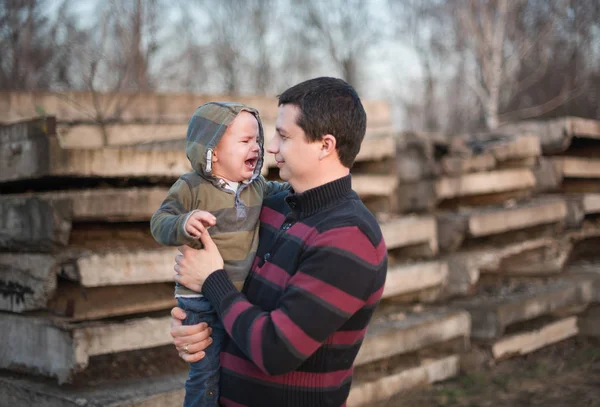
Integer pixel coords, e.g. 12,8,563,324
1,91,599,406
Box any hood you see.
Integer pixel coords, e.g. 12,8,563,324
185,102,264,181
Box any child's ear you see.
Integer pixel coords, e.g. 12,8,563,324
319,134,337,160
212,149,219,162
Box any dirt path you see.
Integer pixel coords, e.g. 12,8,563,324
386,337,600,407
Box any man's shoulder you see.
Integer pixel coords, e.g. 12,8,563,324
316,197,383,247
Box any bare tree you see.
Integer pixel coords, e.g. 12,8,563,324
293,0,381,90
0,0,78,90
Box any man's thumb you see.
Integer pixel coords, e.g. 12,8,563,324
199,229,217,249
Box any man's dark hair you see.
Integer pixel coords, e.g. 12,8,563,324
278,77,367,168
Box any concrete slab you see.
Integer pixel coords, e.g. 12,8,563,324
1,187,170,224
47,282,176,321
355,309,470,366
0,313,172,383
0,91,392,128
348,355,460,407
436,169,536,200
380,216,438,256
382,261,448,301
498,117,600,154
0,197,72,251
352,175,398,197
491,317,578,360
0,247,176,313
553,157,600,179
578,305,600,337
583,194,600,214
467,198,567,237
452,278,591,340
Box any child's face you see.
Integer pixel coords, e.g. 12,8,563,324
213,111,260,182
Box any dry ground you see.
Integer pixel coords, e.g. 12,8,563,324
386,336,600,407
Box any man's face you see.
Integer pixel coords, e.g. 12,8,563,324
268,104,322,192
213,111,260,182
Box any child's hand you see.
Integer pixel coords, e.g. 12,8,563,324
185,210,217,238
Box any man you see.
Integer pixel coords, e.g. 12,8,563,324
171,77,388,406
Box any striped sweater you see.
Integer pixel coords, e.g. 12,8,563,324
202,174,388,406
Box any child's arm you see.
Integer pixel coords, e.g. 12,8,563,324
259,176,291,198
150,179,215,246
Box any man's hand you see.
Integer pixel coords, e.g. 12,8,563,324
185,210,216,238
170,307,213,363
174,231,225,292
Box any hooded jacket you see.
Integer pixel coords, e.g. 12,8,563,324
150,102,288,296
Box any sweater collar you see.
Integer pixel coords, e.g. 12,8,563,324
285,174,353,218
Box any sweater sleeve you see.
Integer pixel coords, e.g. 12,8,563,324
202,226,387,375
150,178,201,247
255,175,291,198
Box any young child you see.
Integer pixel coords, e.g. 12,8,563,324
150,102,288,407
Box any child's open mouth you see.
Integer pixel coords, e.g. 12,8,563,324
245,157,257,170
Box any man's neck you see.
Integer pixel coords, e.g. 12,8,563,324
292,166,350,193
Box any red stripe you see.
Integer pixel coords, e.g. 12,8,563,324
255,262,290,288
223,301,253,334
289,272,365,315
250,314,267,372
326,327,368,345
271,309,320,356
366,284,384,306
310,226,383,265
287,222,315,240
221,353,353,388
220,397,248,407
260,206,285,229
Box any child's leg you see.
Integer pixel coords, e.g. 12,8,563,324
177,297,226,407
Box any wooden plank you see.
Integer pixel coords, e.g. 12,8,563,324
47,282,176,321
436,169,536,200
382,262,448,299
553,157,600,179
0,91,392,127
355,310,470,366
348,355,460,407
0,197,72,251
491,317,578,360
0,312,171,383
468,198,567,237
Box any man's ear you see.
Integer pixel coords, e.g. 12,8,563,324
319,134,337,160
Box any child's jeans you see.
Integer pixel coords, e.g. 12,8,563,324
177,296,225,407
